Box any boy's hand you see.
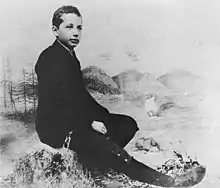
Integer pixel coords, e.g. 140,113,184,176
91,121,107,134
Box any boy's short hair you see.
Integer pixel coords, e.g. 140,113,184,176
52,5,81,28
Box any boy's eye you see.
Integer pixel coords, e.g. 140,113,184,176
65,25,82,30
77,26,83,30
66,25,73,29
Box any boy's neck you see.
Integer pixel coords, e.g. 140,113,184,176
56,39,74,55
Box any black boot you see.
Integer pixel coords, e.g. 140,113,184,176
106,137,175,187
108,143,206,187
124,157,175,187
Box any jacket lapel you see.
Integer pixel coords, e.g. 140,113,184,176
52,40,81,71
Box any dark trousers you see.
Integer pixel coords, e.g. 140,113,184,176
68,114,174,187
69,113,139,171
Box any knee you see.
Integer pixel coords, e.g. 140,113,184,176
124,116,139,134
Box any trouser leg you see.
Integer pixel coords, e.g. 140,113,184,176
69,127,174,187
104,113,139,148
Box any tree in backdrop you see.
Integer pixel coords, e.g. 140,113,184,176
0,58,17,111
13,68,38,116
26,68,38,113
7,66,17,111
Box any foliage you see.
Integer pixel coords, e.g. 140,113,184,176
0,147,101,188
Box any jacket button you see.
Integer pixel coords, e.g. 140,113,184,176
58,100,63,105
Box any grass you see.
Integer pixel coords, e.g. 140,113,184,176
0,139,151,188
2,108,36,125
0,146,102,188
0,108,152,188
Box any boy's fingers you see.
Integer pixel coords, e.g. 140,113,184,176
102,127,107,134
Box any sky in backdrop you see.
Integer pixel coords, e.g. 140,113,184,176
0,0,220,84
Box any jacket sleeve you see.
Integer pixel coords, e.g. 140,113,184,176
35,51,111,123
72,70,111,123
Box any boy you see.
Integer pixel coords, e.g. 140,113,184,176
35,5,205,187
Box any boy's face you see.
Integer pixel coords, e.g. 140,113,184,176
52,13,82,50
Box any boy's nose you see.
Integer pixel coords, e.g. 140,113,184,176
73,33,78,37
73,29,80,37
73,30,80,38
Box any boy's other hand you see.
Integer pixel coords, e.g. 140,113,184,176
91,121,107,134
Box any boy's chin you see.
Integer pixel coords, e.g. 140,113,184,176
69,44,78,49
59,39,78,49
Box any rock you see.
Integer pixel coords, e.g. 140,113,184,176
1,135,145,188
144,97,159,117
112,69,177,105
134,137,162,152
157,70,207,95
112,70,152,106
0,141,98,188
156,150,206,187
144,96,177,117
82,66,121,95
112,69,145,93
173,165,206,187
0,133,17,154
156,101,177,117
104,181,123,188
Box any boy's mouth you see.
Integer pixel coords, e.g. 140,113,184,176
70,39,79,44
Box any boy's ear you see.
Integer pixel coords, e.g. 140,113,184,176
52,26,59,37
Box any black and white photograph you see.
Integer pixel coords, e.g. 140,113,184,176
0,0,219,187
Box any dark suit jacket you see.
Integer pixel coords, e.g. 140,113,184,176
35,40,110,148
